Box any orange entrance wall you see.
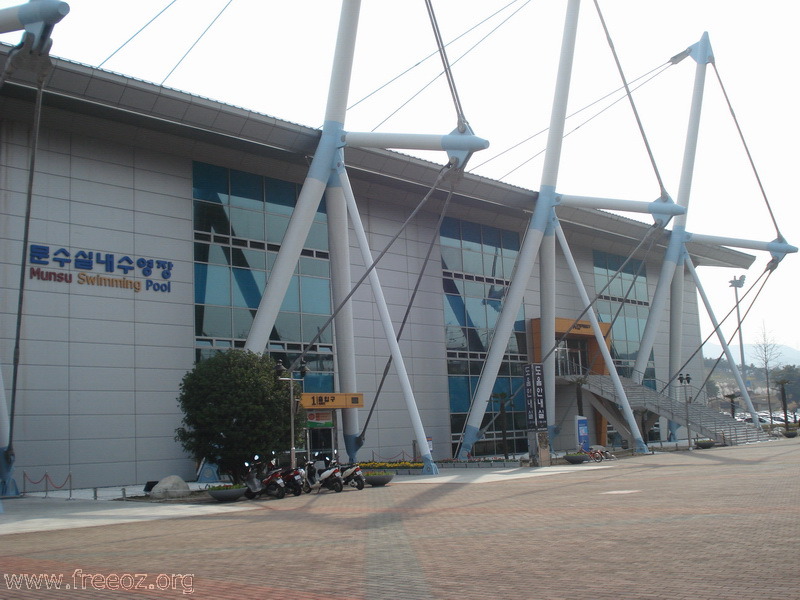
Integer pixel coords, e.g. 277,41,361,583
529,317,612,376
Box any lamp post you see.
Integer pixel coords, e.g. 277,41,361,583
275,359,307,468
729,276,747,377
678,373,692,450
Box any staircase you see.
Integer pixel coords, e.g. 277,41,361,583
580,374,770,446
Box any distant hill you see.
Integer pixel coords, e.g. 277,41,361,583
702,343,800,367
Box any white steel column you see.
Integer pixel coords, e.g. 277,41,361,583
457,0,581,458
245,1,362,353
325,173,359,463
684,257,760,425
555,224,647,452
337,165,438,474
632,33,711,383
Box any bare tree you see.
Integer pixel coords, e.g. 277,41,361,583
754,325,783,424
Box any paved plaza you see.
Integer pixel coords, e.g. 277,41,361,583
1,439,798,599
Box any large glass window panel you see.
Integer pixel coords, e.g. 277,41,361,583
444,326,468,351
230,169,263,209
461,221,481,251
195,305,232,337
194,201,231,235
272,312,301,342
232,268,265,308
267,214,289,245
443,295,465,327
193,162,228,203
440,245,462,272
465,296,487,329
462,250,483,274
300,276,331,315
299,257,329,277
448,376,471,413
230,207,265,241
232,308,254,339
195,243,231,266
440,217,460,246
280,275,300,312
482,226,501,252
305,221,329,251
265,177,296,215
303,373,334,393
302,314,333,344
231,247,266,270
194,263,230,305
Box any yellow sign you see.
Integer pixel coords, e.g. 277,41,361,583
300,393,364,409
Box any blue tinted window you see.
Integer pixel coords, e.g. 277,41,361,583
230,169,263,209
449,376,471,413
300,276,331,315
193,162,228,203
232,268,265,308
195,264,230,305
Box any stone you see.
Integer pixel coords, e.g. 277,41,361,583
149,475,191,499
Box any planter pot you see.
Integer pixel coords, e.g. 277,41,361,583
363,473,394,487
564,455,588,464
784,430,798,438
694,440,715,449
207,487,246,502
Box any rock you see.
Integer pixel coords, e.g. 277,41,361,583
149,475,190,499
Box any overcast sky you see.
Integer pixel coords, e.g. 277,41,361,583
2,0,797,356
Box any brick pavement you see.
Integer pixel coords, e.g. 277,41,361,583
1,439,798,599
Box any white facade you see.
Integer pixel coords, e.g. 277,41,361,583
0,50,746,488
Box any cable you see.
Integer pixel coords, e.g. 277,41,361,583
425,0,468,131
592,0,668,197
98,0,180,69
711,63,783,239
348,0,526,113
359,180,457,441
160,0,235,86
370,0,531,132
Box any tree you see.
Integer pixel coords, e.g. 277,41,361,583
754,325,782,424
174,350,304,483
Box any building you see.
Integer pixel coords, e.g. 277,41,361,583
0,44,753,489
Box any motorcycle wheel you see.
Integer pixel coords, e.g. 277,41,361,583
302,481,311,494
273,485,286,499
291,483,302,496
592,453,603,463
355,476,365,491
332,480,343,493
244,488,256,500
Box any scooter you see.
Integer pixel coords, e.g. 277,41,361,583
279,464,305,496
244,455,286,500
339,462,365,490
302,455,343,493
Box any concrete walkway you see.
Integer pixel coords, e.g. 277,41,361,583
1,439,797,599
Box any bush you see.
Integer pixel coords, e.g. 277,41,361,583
174,350,304,483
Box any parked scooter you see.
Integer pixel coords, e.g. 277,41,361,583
244,454,286,499
302,455,343,493
339,461,365,490
279,464,305,496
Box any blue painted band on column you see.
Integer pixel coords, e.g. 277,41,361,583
343,433,362,464
459,424,481,459
307,120,345,184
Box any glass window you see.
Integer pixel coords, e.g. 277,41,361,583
194,263,230,305
232,308,254,339
440,245,462,272
230,207,265,241
305,221,329,251
194,243,231,265
443,295,465,327
232,268,265,308
194,201,231,235
302,314,333,344
280,275,300,312
267,214,290,245
440,217,460,246
448,376,471,413
461,221,481,251
231,247,266,270
230,169,263,209
265,177,296,215
299,257,329,277
272,312,301,342
193,162,228,203
195,305,231,337
300,276,331,315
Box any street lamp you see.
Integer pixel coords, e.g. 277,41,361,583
275,359,307,468
678,373,692,450
729,276,747,376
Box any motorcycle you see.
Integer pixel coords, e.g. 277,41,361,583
244,455,286,500
339,462,365,490
302,455,343,493
279,464,305,496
